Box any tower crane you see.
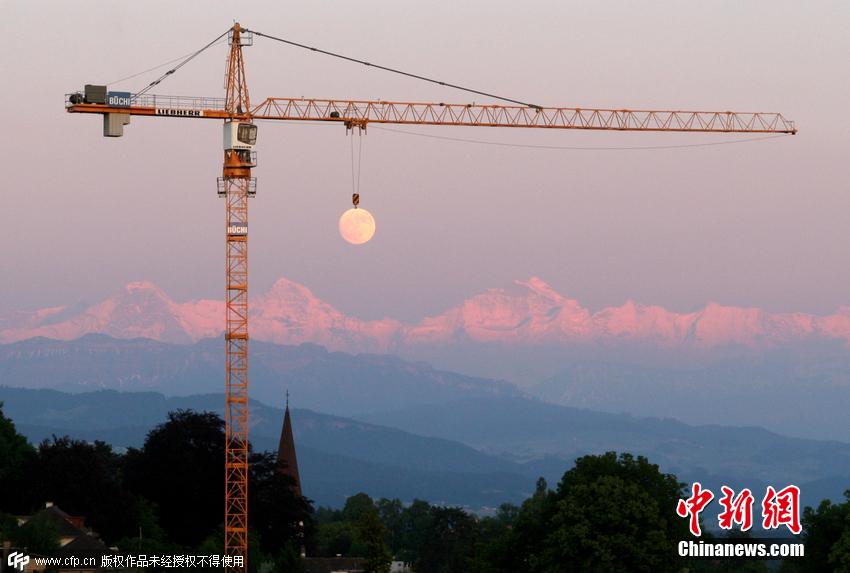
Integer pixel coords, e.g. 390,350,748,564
64,22,796,572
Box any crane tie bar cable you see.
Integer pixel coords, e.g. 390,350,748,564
134,28,231,98
246,29,543,110
107,39,228,87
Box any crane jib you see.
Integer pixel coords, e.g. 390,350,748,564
66,100,796,134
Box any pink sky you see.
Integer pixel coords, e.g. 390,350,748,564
1,1,848,322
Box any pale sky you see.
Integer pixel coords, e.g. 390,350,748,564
1,1,848,322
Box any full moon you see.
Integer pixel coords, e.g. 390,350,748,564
338,208,376,245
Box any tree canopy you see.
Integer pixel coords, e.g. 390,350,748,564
0,402,36,513
2,402,847,572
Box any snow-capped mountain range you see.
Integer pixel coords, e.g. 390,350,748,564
2,277,850,352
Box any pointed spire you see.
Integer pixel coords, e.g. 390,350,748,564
277,391,301,496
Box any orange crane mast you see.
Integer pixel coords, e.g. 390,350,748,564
64,22,796,573
220,25,252,571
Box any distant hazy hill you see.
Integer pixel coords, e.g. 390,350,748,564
3,386,849,511
530,348,850,441
359,396,850,510
0,387,533,508
5,334,850,443
5,280,850,441
0,335,520,415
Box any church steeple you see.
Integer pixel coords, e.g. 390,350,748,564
277,391,302,496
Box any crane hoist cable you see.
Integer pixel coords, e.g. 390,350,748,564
350,127,364,207
246,29,543,109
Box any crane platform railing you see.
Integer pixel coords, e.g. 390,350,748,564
65,92,227,111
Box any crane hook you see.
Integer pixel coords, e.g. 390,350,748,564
352,193,360,208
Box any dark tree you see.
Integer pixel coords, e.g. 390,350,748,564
123,410,225,548
499,453,689,573
474,508,520,573
274,541,305,573
0,512,19,544
357,506,392,573
376,498,404,555
114,496,183,557
495,503,520,526
779,490,850,572
316,520,355,557
539,452,688,573
342,493,377,523
494,476,554,572
0,403,36,513
249,451,314,556
397,499,433,565
28,436,135,543
328,493,392,572
695,531,768,573
416,506,479,573
14,512,60,555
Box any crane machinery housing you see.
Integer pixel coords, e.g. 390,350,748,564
64,22,796,573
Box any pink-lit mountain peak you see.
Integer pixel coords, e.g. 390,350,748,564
86,281,200,342
2,277,850,350
460,276,570,310
0,281,195,344
110,281,179,312
104,280,182,312
254,277,343,322
408,278,590,344
265,277,317,299
513,276,565,301
124,280,166,293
